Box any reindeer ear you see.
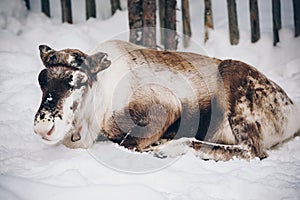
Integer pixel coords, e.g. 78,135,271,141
89,52,111,74
39,45,56,66
80,52,111,78
39,45,55,54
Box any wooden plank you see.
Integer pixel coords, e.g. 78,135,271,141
111,0,121,15
158,0,165,45
86,0,96,20
182,0,192,47
61,0,73,23
293,0,300,37
272,0,281,46
24,0,30,10
204,0,213,42
226,0,239,45
164,0,177,50
142,0,156,48
41,0,50,17
273,0,281,30
128,0,143,45
249,0,260,43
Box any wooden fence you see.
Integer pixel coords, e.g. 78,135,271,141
24,0,300,48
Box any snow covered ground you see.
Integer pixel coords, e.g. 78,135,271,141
0,0,300,200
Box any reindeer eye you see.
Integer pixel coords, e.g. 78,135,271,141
71,53,79,58
50,54,57,61
70,53,85,67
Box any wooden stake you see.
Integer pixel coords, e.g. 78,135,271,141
41,0,50,17
111,0,121,16
159,0,165,45
227,0,239,45
182,0,192,47
293,0,300,37
164,0,177,50
86,0,96,20
128,0,143,45
142,0,156,48
204,0,213,42
24,0,30,10
249,0,260,43
272,0,281,46
61,0,73,23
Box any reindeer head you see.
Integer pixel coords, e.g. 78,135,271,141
34,45,111,145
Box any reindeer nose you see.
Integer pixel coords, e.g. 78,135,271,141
34,120,55,138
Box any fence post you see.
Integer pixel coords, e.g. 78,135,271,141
128,0,143,45
24,0,30,10
249,0,260,43
142,0,156,48
204,0,213,42
158,0,165,45
111,0,121,15
164,0,177,50
293,0,300,37
41,0,50,17
61,0,73,23
272,0,281,46
86,0,96,20
227,0,239,45
182,0,192,47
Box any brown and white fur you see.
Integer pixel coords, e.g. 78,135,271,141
34,40,300,161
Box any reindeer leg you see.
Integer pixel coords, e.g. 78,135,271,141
148,138,255,161
116,88,182,151
189,140,254,161
228,118,268,160
120,107,180,151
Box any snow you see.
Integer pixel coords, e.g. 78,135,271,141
0,0,300,200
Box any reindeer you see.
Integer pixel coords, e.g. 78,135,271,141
34,40,300,161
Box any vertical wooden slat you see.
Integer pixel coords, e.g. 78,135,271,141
158,0,165,45
164,0,177,50
24,0,30,10
293,0,300,37
227,0,239,45
272,0,281,46
128,0,143,45
182,0,192,47
249,0,260,43
111,0,121,15
273,0,281,30
204,0,213,42
61,0,73,23
41,0,50,17
142,0,156,48
86,0,96,20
